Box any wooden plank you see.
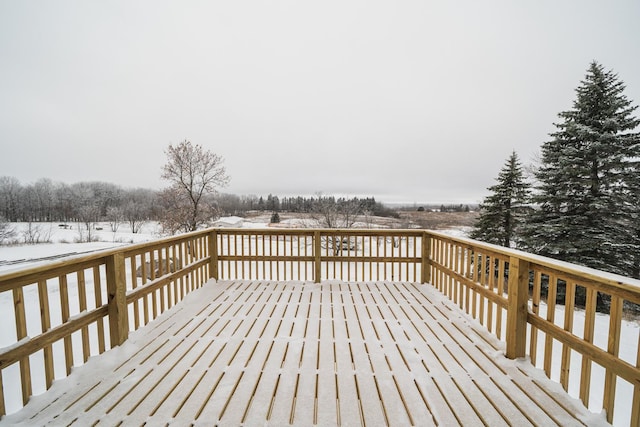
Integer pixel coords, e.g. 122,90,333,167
77,269,90,363
487,255,495,334
334,287,383,426
59,274,73,376
479,254,487,327
331,284,363,425
579,286,597,406
158,249,166,313
560,280,576,390
13,286,32,405
31,359,138,424
387,285,479,425
169,245,177,308
124,302,236,420
102,339,213,424
92,266,106,353
418,293,579,425
527,313,640,387
0,257,105,292
603,295,623,424
452,243,461,306
632,331,640,427
106,253,128,347
402,283,530,425
3,280,603,426
129,255,140,330
0,370,4,417
0,307,108,370
37,279,55,389
186,350,247,421
139,253,149,325
68,284,232,424
464,247,472,314
495,259,505,340
529,270,542,365
471,252,479,319
544,274,558,378
506,257,529,359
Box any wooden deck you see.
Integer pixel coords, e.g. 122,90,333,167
2,280,605,426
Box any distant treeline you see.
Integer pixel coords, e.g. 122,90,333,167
0,177,158,224
437,204,471,213
0,177,399,224
396,204,474,212
215,194,400,218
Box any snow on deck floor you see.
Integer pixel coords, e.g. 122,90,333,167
1,280,608,427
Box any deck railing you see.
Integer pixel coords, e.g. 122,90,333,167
0,228,638,425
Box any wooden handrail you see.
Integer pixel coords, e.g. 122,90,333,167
0,227,638,425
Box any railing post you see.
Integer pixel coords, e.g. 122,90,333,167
106,253,128,347
421,232,432,284
209,230,219,281
314,230,321,283
506,256,529,359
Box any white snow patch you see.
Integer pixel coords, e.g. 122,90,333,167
212,216,245,227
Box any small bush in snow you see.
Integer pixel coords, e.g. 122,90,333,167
0,217,16,245
22,222,52,244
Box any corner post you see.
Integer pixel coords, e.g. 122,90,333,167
314,230,321,283
209,230,219,281
421,232,432,284
506,256,529,359
106,253,128,347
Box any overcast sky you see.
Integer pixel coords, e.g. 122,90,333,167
1,1,639,204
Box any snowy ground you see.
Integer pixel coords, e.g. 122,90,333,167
0,220,636,425
0,221,161,274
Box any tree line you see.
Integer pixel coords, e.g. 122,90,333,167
0,175,399,243
216,193,399,218
0,178,395,223
0,177,158,230
471,61,640,286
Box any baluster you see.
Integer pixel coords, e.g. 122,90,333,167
77,269,90,362
38,279,55,388
13,286,31,404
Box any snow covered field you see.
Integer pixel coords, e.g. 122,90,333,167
0,221,162,274
0,220,637,425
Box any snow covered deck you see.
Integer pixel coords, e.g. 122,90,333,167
3,279,603,426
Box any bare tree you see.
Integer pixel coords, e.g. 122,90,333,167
0,216,16,245
22,222,52,244
311,196,340,228
76,204,100,242
122,201,145,233
123,188,156,233
0,176,22,221
161,140,229,232
338,198,363,229
310,196,364,254
106,206,124,233
311,196,362,229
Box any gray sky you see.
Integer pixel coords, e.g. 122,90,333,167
1,1,639,204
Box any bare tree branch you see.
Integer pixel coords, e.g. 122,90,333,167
161,140,229,232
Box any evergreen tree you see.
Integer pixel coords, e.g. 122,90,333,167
470,151,530,248
524,62,640,276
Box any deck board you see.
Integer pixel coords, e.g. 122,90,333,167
1,280,607,426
